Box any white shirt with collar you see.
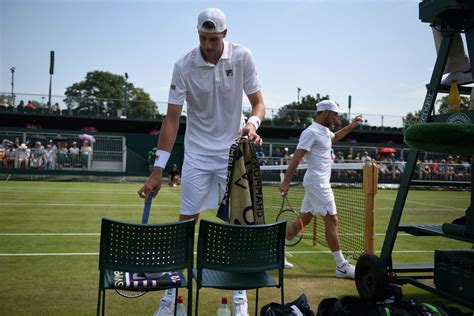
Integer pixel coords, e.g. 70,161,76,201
168,41,261,156
297,122,335,187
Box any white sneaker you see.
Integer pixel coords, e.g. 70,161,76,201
335,262,355,279
232,290,249,316
441,68,472,85
233,297,249,316
284,257,294,269
153,297,175,316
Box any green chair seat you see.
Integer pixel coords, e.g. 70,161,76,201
193,219,286,316
193,268,277,290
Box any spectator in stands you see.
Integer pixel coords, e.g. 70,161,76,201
272,147,283,158
80,140,92,168
57,142,69,168
283,147,291,165
17,100,24,112
24,101,35,110
30,141,45,169
447,156,456,180
18,143,30,168
69,141,80,166
168,164,181,187
361,151,371,162
5,142,16,168
354,152,361,161
256,146,267,166
43,143,55,170
378,157,390,178
51,102,61,114
13,137,20,149
438,159,447,178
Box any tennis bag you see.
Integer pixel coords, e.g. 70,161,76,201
316,296,460,316
260,294,315,316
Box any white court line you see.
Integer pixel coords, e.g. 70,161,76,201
0,250,437,256
376,207,463,212
0,202,179,207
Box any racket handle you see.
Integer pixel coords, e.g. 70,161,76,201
141,193,154,224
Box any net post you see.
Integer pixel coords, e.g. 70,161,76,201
363,161,378,254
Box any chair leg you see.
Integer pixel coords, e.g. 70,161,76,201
195,288,200,316
96,288,102,316
255,288,259,316
187,285,193,316
281,285,284,308
101,289,106,316
174,288,178,316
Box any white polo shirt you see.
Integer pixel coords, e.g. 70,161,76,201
297,122,335,187
168,41,261,156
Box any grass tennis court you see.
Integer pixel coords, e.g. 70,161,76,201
0,180,471,315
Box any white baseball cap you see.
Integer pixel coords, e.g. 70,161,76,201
316,100,345,114
197,8,227,33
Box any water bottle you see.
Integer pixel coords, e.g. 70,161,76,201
217,297,231,316
176,295,187,316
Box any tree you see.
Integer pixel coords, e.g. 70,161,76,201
273,93,349,128
64,71,157,118
436,95,470,114
403,110,421,127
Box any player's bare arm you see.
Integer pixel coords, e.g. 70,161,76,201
240,90,265,145
138,104,182,199
332,115,363,143
279,149,307,196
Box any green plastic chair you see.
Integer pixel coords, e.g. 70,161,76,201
193,219,286,316
97,218,195,316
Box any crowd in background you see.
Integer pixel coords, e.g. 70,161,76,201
0,137,93,170
257,145,471,181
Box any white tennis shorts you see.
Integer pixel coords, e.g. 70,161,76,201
300,183,337,216
180,152,228,215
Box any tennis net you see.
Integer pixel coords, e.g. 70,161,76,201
260,161,378,259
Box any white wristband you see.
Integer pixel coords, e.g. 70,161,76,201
153,150,171,168
247,116,261,130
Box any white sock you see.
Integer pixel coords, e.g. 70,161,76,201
332,250,346,267
233,290,247,300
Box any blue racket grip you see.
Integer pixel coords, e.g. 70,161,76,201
141,193,154,224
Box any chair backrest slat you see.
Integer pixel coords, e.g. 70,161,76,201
99,218,195,273
197,220,286,272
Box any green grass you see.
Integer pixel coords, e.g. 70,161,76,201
0,181,471,315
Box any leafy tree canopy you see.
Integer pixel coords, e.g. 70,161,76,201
64,71,157,119
403,94,471,127
269,93,349,127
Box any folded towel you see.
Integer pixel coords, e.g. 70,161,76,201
217,137,265,225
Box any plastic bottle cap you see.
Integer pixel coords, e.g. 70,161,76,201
177,295,184,304
221,297,228,304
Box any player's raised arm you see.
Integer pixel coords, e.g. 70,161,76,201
138,104,182,199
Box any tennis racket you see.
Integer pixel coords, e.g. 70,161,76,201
276,195,304,246
115,193,154,298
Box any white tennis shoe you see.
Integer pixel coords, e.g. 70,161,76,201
153,297,175,316
335,262,355,279
232,290,249,316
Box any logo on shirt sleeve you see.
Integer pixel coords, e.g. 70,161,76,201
226,69,233,77
170,84,176,90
